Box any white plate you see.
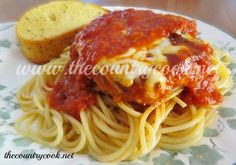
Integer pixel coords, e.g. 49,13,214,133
0,6,236,165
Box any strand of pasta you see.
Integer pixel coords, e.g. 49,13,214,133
15,47,233,162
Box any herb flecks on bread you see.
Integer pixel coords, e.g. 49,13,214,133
16,1,108,64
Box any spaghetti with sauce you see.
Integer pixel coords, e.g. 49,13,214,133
16,9,233,162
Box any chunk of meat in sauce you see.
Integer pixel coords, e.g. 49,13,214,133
48,9,222,120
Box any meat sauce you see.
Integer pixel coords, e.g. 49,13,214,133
48,9,222,119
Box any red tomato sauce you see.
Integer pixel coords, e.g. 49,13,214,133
70,9,197,65
48,9,222,119
167,33,222,105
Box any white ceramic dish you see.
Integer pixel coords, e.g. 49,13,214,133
0,6,235,165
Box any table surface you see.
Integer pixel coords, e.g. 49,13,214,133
0,0,235,38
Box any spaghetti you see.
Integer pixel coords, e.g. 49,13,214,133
15,9,233,162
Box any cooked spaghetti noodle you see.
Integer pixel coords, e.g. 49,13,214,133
15,9,233,162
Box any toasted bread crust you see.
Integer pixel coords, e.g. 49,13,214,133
16,1,108,64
